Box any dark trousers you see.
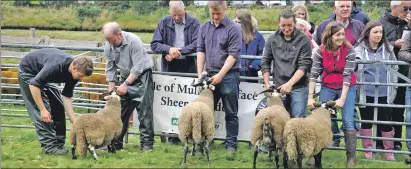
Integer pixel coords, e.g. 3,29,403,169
377,85,405,148
239,68,259,83
161,57,196,73
360,96,393,132
18,69,66,153
116,69,155,148
210,70,240,149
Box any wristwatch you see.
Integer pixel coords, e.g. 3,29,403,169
125,80,132,86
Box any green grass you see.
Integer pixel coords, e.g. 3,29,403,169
1,103,410,168
1,2,387,32
1,29,154,44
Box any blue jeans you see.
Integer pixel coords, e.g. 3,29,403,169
211,70,240,149
406,87,411,152
319,86,357,132
282,86,308,118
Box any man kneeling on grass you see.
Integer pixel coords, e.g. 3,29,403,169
18,48,94,155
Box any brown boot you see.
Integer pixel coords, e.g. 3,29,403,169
344,130,357,167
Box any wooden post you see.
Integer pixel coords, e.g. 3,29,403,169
30,28,35,38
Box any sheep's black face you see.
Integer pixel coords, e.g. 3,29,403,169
191,72,215,91
262,120,273,146
313,101,336,115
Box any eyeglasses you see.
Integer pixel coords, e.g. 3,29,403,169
400,6,411,12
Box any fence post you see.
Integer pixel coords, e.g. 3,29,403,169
30,28,36,38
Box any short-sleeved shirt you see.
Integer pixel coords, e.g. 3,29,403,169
19,48,78,97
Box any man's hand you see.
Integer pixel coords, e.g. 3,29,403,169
278,82,293,94
165,54,174,62
209,73,223,85
40,109,52,123
264,83,270,90
117,83,128,96
405,13,411,24
169,47,182,58
395,39,405,48
307,98,315,110
335,98,346,109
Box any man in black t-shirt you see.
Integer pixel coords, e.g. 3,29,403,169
18,48,94,155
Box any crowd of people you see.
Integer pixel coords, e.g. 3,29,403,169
17,0,411,167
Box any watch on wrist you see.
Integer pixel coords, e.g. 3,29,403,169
125,80,131,86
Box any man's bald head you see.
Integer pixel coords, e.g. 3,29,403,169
103,22,122,36
102,22,123,47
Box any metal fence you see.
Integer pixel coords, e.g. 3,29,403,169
1,43,411,156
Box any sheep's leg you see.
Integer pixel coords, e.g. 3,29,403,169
88,145,98,160
204,140,211,166
283,151,288,169
181,137,189,166
314,151,323,169
71,144,77,160
297,153,303,169
268,150,272,161
107,145,114,153
253,144,259,169
191,143,196,156
274,149,279,169
108,141,116,153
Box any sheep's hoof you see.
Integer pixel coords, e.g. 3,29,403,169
181,161,186,166
72,156,77,160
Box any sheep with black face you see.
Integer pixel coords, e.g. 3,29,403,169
250,86,291,169
178,72,215,166
70,90,122,160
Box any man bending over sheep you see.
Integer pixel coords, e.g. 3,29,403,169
18,48,94,155
103,22,155,152
196,0,242,153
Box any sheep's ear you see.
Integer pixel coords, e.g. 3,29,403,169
104,95,110,100
208,84,215,91
328,109,336,115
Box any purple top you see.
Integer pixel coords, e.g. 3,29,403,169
197,16,242,72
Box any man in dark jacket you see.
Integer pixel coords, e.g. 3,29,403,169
327,0,371,25
261,9,312,118
18,48,94,155
151,0,200,73
314,0,364,46
378,0,411,150
150,1,200,145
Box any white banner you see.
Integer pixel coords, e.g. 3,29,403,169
133,74,266,141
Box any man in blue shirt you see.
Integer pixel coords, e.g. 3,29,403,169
197,0,242,153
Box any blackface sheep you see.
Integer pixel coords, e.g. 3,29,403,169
178,72,215,166
70,90,122,160
283,101,336,169
251,85,291,169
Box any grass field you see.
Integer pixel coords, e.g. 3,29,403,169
1,103,410,168
1,29,154,44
